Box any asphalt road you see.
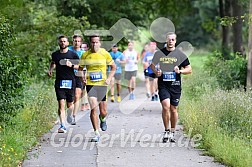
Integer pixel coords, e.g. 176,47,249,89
22,82,225,167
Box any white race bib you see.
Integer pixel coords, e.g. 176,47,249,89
163,72,176,81
89,71,102,81
60,80,72,89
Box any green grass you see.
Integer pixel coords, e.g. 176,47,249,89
0,81,57,166
180,49,252,167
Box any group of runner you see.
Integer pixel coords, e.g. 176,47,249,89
48,32,192,143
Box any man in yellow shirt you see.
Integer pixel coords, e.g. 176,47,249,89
79,35,116,142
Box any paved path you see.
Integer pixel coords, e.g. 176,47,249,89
23,83,225,167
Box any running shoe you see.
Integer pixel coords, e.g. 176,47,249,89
154,94,159,101
131,93,135,100
111,96,115,102
91,133,100,142
162,130,170,143
146,93,151,98
67,109,73,124
99,115,107,131
163,131,170,143
170,132,176,143
151,95,155,101
71,116,76,125
117,96,121,102
58,125,67,133
129,93,133,100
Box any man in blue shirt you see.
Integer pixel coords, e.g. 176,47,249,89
68,34,87,125
109,44,125,102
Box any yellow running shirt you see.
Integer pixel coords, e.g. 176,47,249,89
80,48,113,86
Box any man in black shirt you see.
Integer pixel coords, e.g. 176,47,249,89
48,35,79,133
150,32,192,143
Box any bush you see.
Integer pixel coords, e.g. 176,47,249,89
0,82,57,166
204,51,247,90
180,88,252,167
0,16,29,123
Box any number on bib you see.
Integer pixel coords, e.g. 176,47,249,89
60,80,72,89
163,72,176,81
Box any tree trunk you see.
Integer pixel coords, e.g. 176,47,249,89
232,0,243,54
247,0,252,89
219,0,231,59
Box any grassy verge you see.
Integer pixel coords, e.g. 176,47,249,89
180,50,252,167
0,80,57,166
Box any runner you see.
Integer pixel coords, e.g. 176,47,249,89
142,42,159,101
68,34,85,125
150,32,192,142
48,35,79,133
109,44,125,102
123,41,140,100
79,35,116,142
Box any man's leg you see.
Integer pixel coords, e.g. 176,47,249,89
127,79,131,93
129,76,136,99
131,76,136,92
72,87,82,122
58,99,66,126
161,99,171,143
145,77,150,98
149,79,155,101
169,104,178,142
98,87,108,131
89,96,101,142
154,78,159,101
82,88,90,110
110,77,115,102
99,101,108,120
161,99,171,130
170,105,178,131
116,79,121,102
86,85,101,142
89,97,99,131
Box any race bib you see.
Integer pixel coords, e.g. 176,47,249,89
89,71,102,81
163,72,176,81
60,80,72,89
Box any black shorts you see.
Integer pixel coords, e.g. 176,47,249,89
75,76,84,89
144,69,157,81
124,71,137,80
55,88,75,102
158,82,181,106
86,85,107,101
114,73,121,80
144,69,149,78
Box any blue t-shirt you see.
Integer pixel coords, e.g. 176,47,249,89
109,51,125,74
68,46,85,72
68,46,85,59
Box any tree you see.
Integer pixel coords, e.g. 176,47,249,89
219,0,231,57
247,0,252,88
231,0,244,54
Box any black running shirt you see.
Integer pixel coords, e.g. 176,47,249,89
51,50,79,89
152,47,190,91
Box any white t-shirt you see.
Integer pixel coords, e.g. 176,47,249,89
124,49,138,71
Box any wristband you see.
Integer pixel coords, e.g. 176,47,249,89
72,64,74,68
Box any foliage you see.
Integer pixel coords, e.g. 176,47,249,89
204,51,247,90
0,16,29,123
181,88,252,167
3,2,90,81
0,82,57,166
180,51,252,167
182,50,219,100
